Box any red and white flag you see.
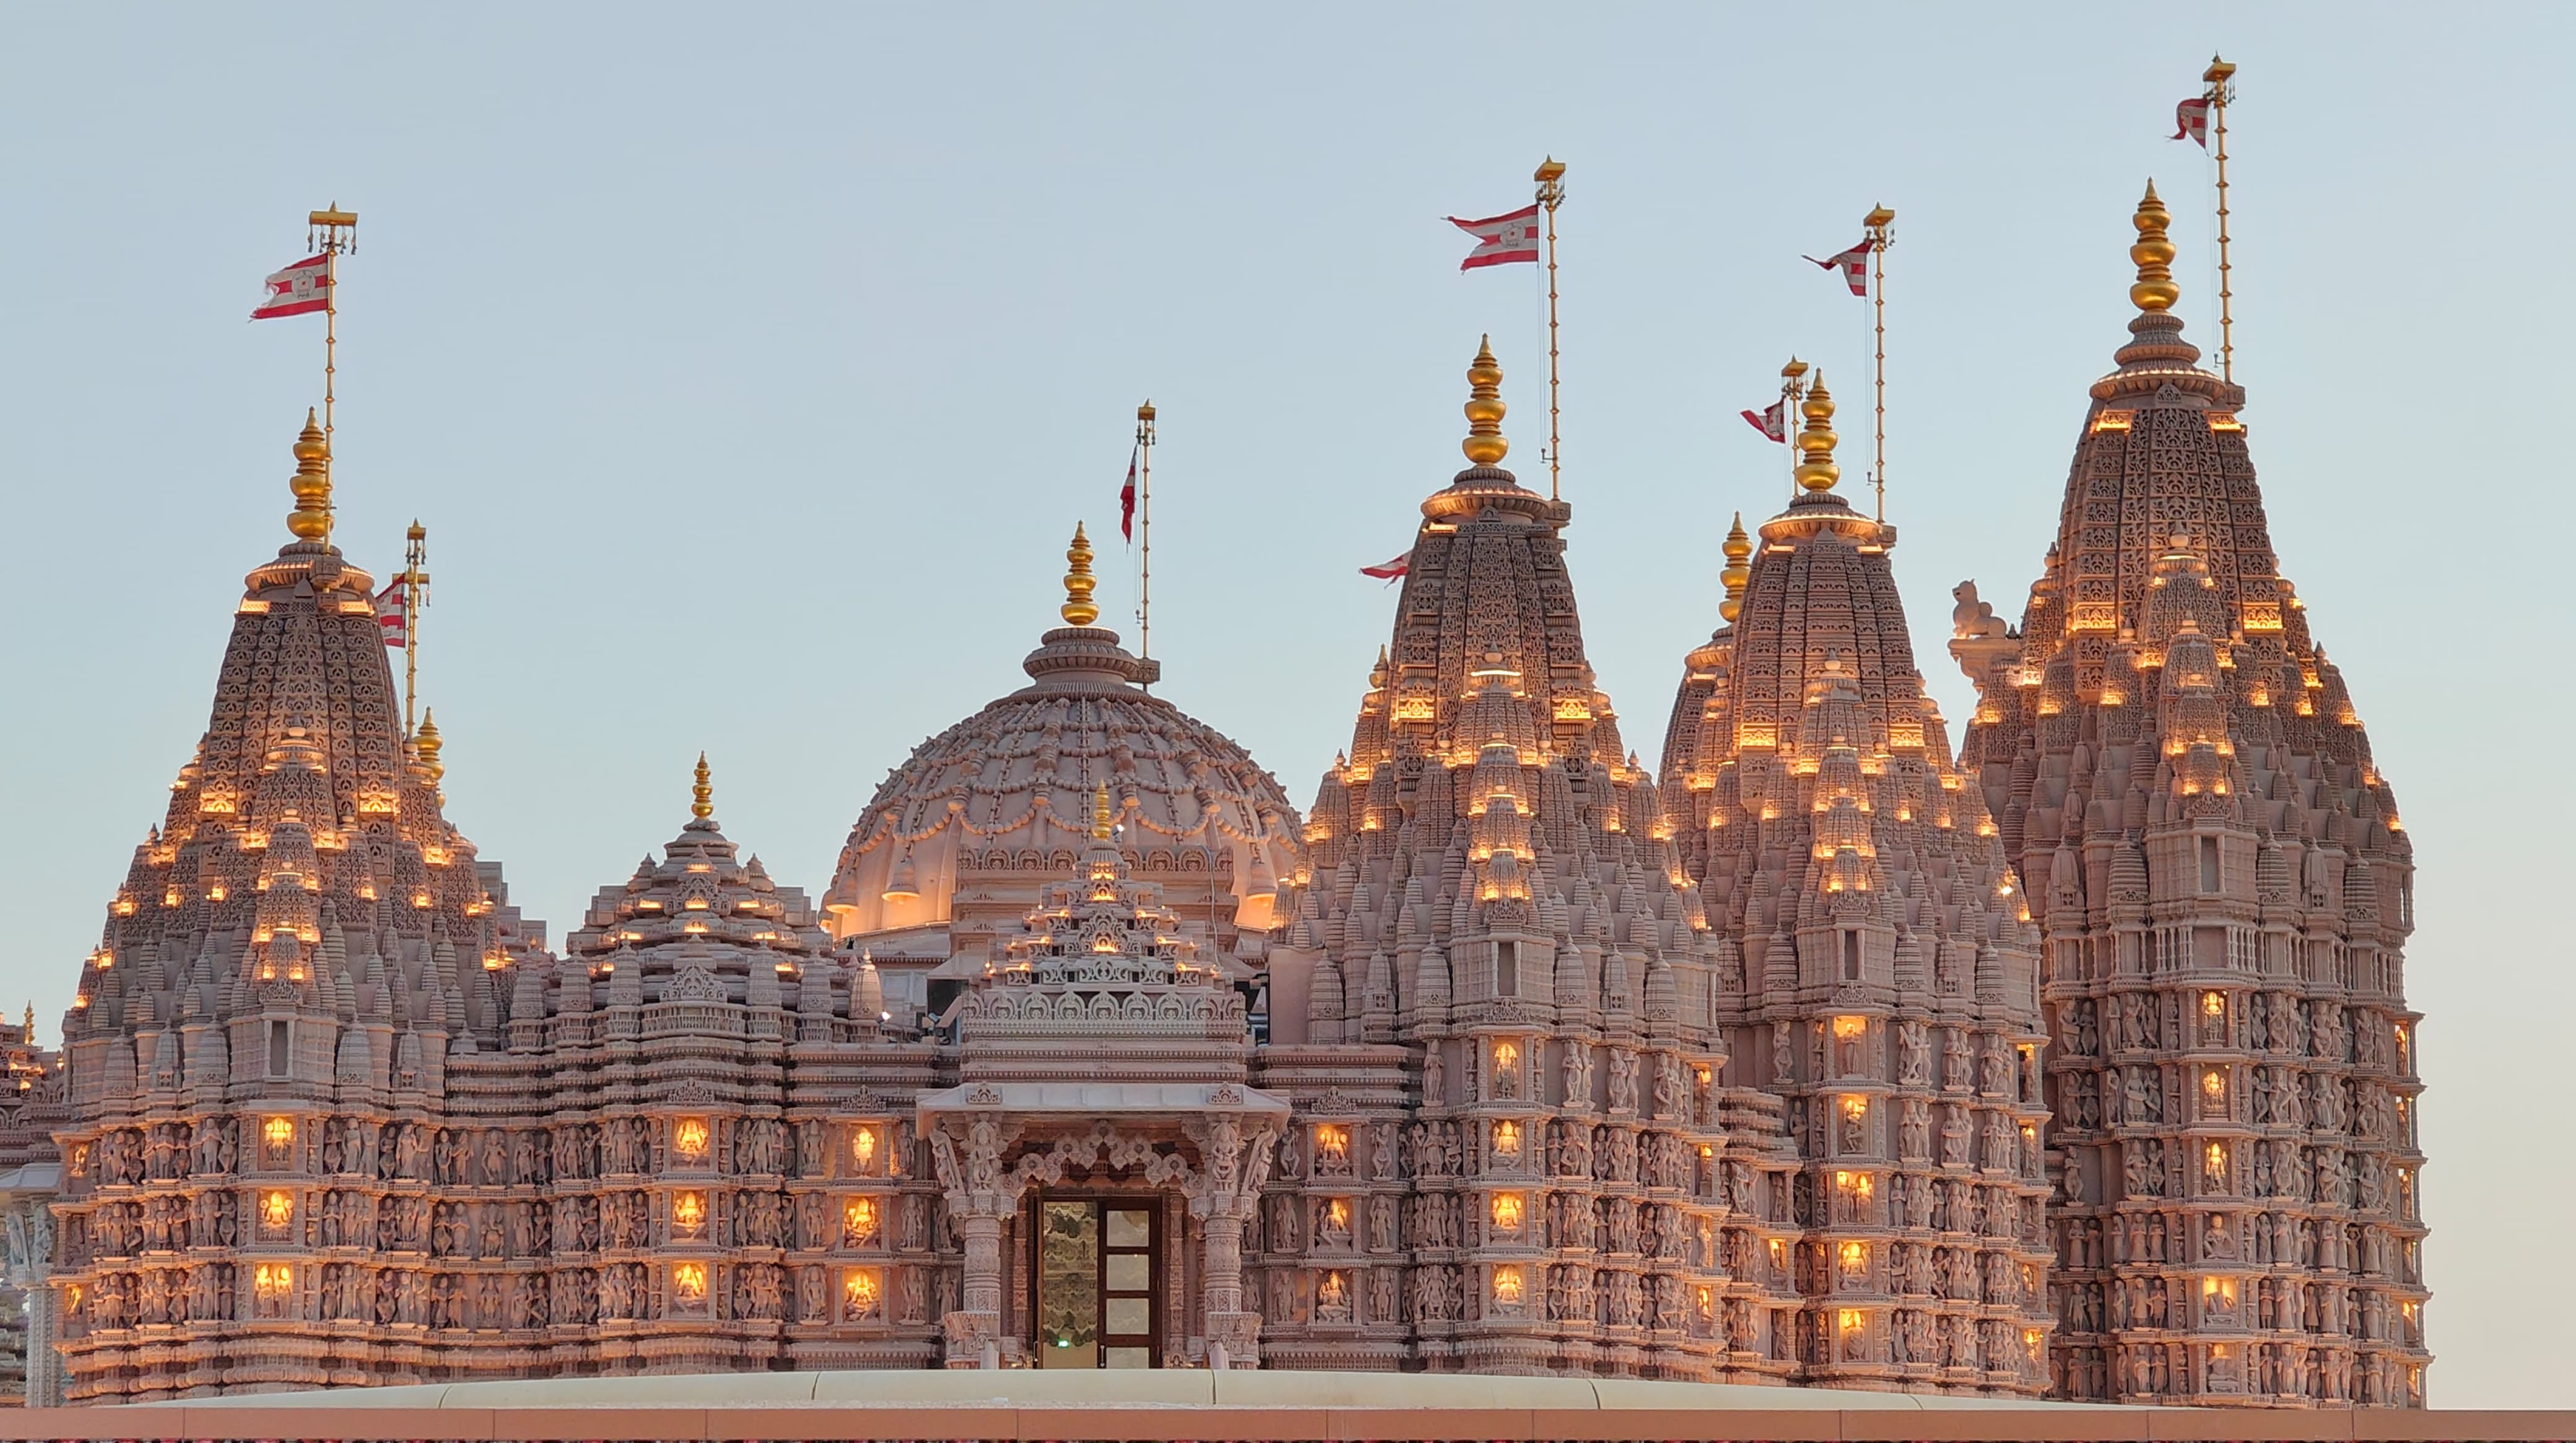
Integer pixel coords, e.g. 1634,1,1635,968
251,255,332,320
374,577,408,649
1445,204,1542,271
1360,550,1411,583
1119,444,1139,542
2172,95,2211,147
1803,239,1874,297
1739,399,1788,442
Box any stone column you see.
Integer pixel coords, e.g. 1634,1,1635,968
929,1112,1021,1369
1191,1119,1277,1370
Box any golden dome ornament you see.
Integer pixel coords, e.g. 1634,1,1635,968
1793,373,1842,493
1060,522,1099,627
285,409,333,542
1461,336,1510,468
2130,180,2181,313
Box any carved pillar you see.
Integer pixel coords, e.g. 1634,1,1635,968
1190,1118,1277,1370
929,1112,1022,1369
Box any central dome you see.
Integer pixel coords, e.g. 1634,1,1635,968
822,526,1303,1015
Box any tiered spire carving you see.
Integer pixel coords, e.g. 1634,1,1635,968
1952,183,2427,1407
1660,349,2053,1393
1261,340,1757,1377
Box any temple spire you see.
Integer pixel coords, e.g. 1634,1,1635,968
285,409,332,543
1092,782,1113,840
1060,522,1099,627
1461,336,1509,467
692,752,713,820
2130,180,2181,313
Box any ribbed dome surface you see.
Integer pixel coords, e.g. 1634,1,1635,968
823,618,1302,951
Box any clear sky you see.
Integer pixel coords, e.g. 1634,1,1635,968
3,1,2569,1403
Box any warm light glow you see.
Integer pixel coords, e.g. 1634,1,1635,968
845,1197,878,1243
844,1268,881,1315
1326,1197,1351,1233
1834,1169,1874,1202
1492,1039,1520,1073
2203,1069,2225,1100
853,1127,879,1171
674,1117,710,1159
673,1262,708,1301
253,1262,291,1299
2203,991,2225,1018
1490,1119,1522,1159
1837,1307,1865,1336
207,884,228,902
1832,1015,1866,1041
1492,1265,1525,1305
1840,1095,1867,1122
261,1190,293,1228
1314,1123,1351,1169
1491,1192,1525,1232
673,1191,707,1232
1838,1241,1868,1273
263,1117,295,1150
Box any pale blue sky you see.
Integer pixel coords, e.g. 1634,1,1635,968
4,2,2569,1402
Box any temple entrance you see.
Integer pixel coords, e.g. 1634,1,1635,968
1032,1195,1160,1367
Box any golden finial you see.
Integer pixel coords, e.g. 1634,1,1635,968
692,752,713,820
1793,371,1840,493
1060,522,1100,627
1092,782,1113,840
285,409,332,542
1461,335,1509,467
2130,180,2180,313
1720,512,1752,622
414,709,445,785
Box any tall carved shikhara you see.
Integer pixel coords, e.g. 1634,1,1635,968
24,188,2425,1408
1950,185,2429,1406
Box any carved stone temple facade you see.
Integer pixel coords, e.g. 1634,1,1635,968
1950,186,2429,1408
14,189,2425,1407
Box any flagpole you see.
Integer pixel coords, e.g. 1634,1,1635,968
402,521,429,742
1136,400,1155,669
1863,205,1894,523
1534,157,1567,501
1781,357,1809,505
2203,56,2239,386
307,206,358,542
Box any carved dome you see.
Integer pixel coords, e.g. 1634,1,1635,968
823,532,1303,964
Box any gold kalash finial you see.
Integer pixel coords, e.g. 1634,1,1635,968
1719,513,1752,622
1793,372,1841,493
1092,782,1113,841
414,709,445,786
1461,336,1509,467
2130,180,2182,313
285,409,332,542
1060,522,1099,627
692,752,713,820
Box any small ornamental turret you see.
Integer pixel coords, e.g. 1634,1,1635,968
1461,334,1508,467
1718,513,1752,623
414,709,445,793
1060,522,1099,627
285,409,331,542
